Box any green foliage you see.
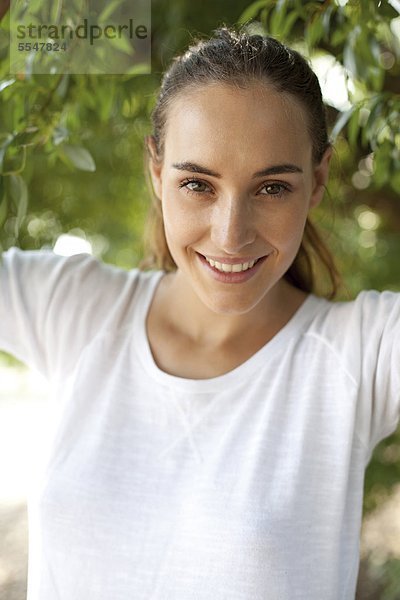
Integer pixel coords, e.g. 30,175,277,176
239,0,400,194
0,0,251,256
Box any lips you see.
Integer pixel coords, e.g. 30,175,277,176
198,253,266,264
204,255,260,273
197,252,269,283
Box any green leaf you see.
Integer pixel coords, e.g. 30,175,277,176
108,33,134,56
50,0,63,23
343,43,358,78
124,63,151,76
55,74,70,100
368,66,384,93
99,0,125,23
0,79,16,93
0,177,7,228
62,145,96,172
321,5,336,39
330,107,355,142
348,106,361,147
9,174,28,237
269,0,289,36
279,10,299,39
0,135,14,174
52,126,69,146
305,15,324,48
363,96,383,147
238,0,269,24
99,85,115,122
373,142,392,187
27,0,46,14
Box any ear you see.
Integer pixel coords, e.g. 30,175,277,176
145,135,163,199
309,145,332,209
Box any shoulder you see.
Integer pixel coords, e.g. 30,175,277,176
308,289,400,335
301,289,400,382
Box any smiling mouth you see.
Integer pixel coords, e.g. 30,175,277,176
198,253,268,273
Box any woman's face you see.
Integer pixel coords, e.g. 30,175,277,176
149,83,331,315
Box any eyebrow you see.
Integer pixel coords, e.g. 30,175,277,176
172,161,303,178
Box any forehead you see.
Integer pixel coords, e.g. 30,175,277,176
163,82,312,166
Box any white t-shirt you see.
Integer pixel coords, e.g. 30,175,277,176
1,247,400,600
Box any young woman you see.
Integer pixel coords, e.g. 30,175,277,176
1,25,399,600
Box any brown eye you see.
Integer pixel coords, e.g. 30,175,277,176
179,178,211,194
186,181,208,192
260,182,290,197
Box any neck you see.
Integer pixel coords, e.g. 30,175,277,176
158,270,307,348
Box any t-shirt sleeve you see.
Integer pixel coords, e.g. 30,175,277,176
355,290,400,455
0,247,141,381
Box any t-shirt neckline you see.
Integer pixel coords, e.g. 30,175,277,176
134,270,323,393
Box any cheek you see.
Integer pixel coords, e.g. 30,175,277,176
162,195,203,254
282,209,308,241
259,203,308,250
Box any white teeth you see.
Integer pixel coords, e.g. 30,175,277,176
232,263,244,272
204,257,257,272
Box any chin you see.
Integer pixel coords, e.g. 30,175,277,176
198,288,269,316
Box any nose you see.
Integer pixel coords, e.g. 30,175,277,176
210,195,256,255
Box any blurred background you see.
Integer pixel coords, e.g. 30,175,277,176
0,0,400,597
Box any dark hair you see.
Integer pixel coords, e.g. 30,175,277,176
140,25,341,299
